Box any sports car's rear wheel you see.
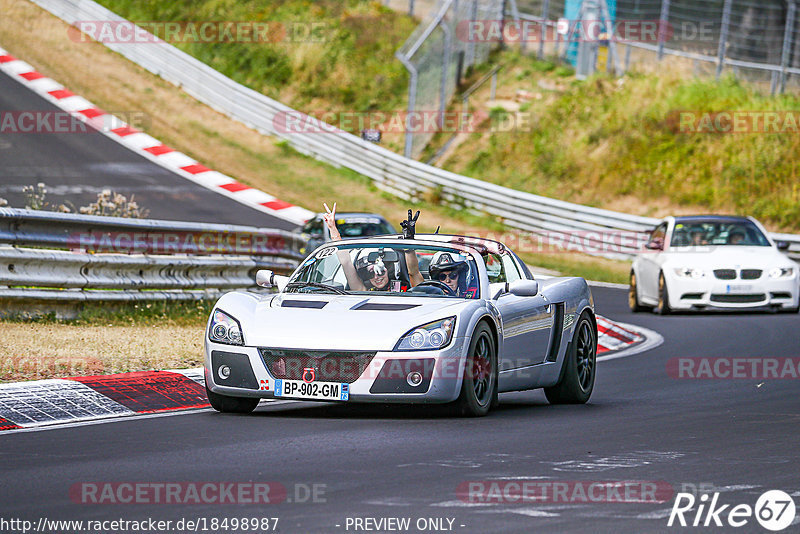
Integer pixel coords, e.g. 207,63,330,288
206,383,259,414
628,271,648,312
655,272,671,315
544,312,596,404
455,324,497,417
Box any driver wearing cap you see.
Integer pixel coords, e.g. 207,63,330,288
428,251,478,298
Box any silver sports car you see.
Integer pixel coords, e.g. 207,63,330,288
204,233,597,416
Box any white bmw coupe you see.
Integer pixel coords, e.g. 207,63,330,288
630,216,799,313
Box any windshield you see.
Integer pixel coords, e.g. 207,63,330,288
289,243,480,299
670,220,770,247
337,218,395,238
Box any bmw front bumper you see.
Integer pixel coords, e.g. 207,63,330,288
665,272,799,311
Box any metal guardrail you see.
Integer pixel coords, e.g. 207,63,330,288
0,209,304,304
0,208,305,255
26,0,800,261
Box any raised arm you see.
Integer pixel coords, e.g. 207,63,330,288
323,203,365,291
404,250,424,286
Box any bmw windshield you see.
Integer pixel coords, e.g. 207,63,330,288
289,243,481,299
670,220,770,247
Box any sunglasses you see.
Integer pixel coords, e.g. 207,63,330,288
368,264,387,277
437,271,459,282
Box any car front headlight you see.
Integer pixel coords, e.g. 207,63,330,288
208,309,244,345
768,267,794,278
395,317,456,351
674,267,706,279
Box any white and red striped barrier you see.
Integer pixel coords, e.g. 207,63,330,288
0,370,210,431
596,315,644,354
0,46,313,225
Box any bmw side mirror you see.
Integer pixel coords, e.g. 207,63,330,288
776,240,790,251
508,279,539,297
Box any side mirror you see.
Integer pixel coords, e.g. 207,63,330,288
256,269,275,288
256,269,290,291
508,279,539,297
776,240,790,251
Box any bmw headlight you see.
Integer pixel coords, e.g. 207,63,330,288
674,267,706,279
395,317,456,351
768,267,794,278
208,309,244,345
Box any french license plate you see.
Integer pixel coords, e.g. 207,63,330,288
274,379,349,401
726,284,752,294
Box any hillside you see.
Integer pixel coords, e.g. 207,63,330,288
429,52,800,232
79,2,800,231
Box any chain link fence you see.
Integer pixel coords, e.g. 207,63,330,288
515,0,800,93
395,0,505,158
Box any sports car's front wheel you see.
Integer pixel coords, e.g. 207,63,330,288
544,312,596,404
455,323,497,417
206,383,259,414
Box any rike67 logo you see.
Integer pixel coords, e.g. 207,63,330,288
668,490,796,531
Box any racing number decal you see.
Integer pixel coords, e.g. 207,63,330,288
316,246,338,259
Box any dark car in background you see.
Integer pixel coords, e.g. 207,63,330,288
297,212,396,256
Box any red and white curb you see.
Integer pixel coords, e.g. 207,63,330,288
0,45,313,226
596,315,643,354
0,370,211,432
0,316,655,433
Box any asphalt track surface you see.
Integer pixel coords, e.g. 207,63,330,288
2,287,799,534
0,70,297,230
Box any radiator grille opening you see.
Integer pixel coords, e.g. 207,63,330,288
713,269,736,280
259,348,375,384
710,294,766,303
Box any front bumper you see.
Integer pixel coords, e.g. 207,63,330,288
665,273,799,311
204,337,469,404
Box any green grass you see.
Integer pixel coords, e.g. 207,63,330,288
95,0,415,124
2,300,214,326
440,52,800,231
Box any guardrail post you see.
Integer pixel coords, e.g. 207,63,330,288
779,1,796,94
657,0,670,60
716,0,732,79
539,0,550,59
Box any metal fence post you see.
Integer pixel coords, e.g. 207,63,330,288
657,0,670,60
409,0,415,17
716,0,732,79
466,0,478,68
396,52,418,158
539,0,550,59
779,1,797,94
439,19,453,128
